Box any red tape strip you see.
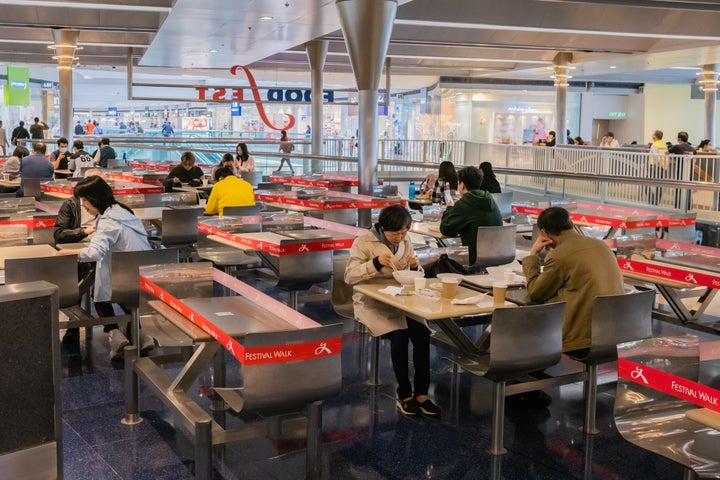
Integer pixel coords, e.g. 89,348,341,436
618,358,720,412
617,258,720,289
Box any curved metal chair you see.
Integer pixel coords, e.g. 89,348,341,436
470,224,517,273
451,301,565,454
568,289,654,434
491,192,513,221
222,204,263,217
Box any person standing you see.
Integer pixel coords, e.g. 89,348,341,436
204,166,256,216
74,121,85,136
522,207,624,354
599,132,620,148
11,120,30,146
344,205,441,417
93,137,117,168
648,129,668,205
84,119,95,135
439,166,503,265
17,141,54,197
278,130,295,174
29,117,49,140
0,120,8,155
161,121,174,137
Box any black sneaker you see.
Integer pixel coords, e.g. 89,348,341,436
62,328,80,344
417,398,442,417
397,397,421,416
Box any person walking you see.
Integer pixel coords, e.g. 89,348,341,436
29,117,49,140
11,120,30,146
0,120,8,156
278,130,295,174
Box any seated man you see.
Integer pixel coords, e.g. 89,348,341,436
204,166,255,216
17,141,54,197
439,166,502,265
163,151,204,192
522,207,625,354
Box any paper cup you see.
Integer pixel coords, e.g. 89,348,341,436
441,277,459,299
414,276,427,291
503,271,515,283
492,281,508,306
202,175,209,187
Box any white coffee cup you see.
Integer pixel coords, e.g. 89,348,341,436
414,276,427,291
202,175,209,187
503,271,515,283
492,281,508,306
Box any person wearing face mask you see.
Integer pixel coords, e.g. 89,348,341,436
51,137,71,178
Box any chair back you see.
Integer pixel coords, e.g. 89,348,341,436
23,179,42,199
223,205,262,217
110,248,179,308
583,290,654,363
239,323,343,413
0,224,28,247
160,207,202,246
240,171,263,188
473,224,517,270
5,255,79,308
491,192,513,221
31,214,56,246
331,252,354,319
486,302,565,379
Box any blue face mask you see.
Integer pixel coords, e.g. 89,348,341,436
59,147,68,153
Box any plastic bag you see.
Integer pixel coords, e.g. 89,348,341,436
423,253,468,278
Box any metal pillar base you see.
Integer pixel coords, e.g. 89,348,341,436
580,363,600,435
122,345,143,425
306,401,323,480
367,336,380,386
194,419,212,480
488,381,507,455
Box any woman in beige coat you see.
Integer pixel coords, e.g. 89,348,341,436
344,205,441,417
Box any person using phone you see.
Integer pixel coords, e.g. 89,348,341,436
430,161,458,205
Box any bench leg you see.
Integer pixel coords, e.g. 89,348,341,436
194,419,212,480
121,346,143,425
306,401,323,480
683,468,698,480
488,381,507,455
368,336,380,386
581,364,600,435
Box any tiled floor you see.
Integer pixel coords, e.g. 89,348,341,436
58,274,714,480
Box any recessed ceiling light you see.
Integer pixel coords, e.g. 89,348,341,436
209,49,218,53
610,65,617,69
260,15,273,20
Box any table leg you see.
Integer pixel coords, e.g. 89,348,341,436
657,285,717,323
169,342,222,393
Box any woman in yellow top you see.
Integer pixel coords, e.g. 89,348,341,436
204,166,255,216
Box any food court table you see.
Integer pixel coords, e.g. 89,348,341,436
105,171,165,184
269,174,358,189
353,281,514,357
41,180,164,198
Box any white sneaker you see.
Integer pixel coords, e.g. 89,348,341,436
108,329,129,360
140,333,155,355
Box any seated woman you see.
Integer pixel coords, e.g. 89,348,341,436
3,145,28,181
59,175,154,359
430,160,458,204
235,142,255,172
344,205,441,417
479,161,502,193
210,153,237,181
204,166,255,216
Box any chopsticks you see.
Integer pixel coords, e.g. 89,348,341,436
389,259,399,272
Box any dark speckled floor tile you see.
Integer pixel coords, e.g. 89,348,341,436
62,422,121,480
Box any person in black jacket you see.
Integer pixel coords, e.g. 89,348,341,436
11,120,29,146
478,161,502,193
163,151,204,192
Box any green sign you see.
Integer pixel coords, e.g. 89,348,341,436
5,66,29,106
608,111,627,118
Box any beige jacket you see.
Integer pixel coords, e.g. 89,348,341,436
344,230,422,336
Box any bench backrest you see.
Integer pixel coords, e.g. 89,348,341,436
160,207,202,246
239,323,343,413
110,248,179,308
473,224,517,270
5,255,79,308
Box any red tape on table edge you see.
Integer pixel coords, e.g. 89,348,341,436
618,358,720,412
656,239,720,258
139,275,340,365
617,257,720,289
0,218,55,228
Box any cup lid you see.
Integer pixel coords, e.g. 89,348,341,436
492,281,508,288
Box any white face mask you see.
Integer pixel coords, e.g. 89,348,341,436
59,147,68,153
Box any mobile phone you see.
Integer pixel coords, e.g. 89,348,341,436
444,191,453,204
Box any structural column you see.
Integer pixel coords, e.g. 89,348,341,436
306,40,329,174
553,52,573,146
700,65,718,146
336,0,397,227
51,29,80,140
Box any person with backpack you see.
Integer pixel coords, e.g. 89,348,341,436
161,121,174,137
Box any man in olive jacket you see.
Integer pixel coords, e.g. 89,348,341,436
522,207,624,353
439,166,502,265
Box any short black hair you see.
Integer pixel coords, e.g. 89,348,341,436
537,207,574,235
57,137,68,146
33,142,46,154
376,204,412,232
100,137,110,146
73,140,84,150
457,166,483,191
214,166,234,182
677,131,689,143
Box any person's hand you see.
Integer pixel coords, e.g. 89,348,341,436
530,234,554,256
173,176,181,184
83,225,96,236
377,251,395,268
406,255,418,269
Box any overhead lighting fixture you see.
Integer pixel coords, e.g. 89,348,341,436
209,49,218,53
260,15,273,20
610,65,617,69
387,54,551,65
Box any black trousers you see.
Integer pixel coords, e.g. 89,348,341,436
383,318,431,399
